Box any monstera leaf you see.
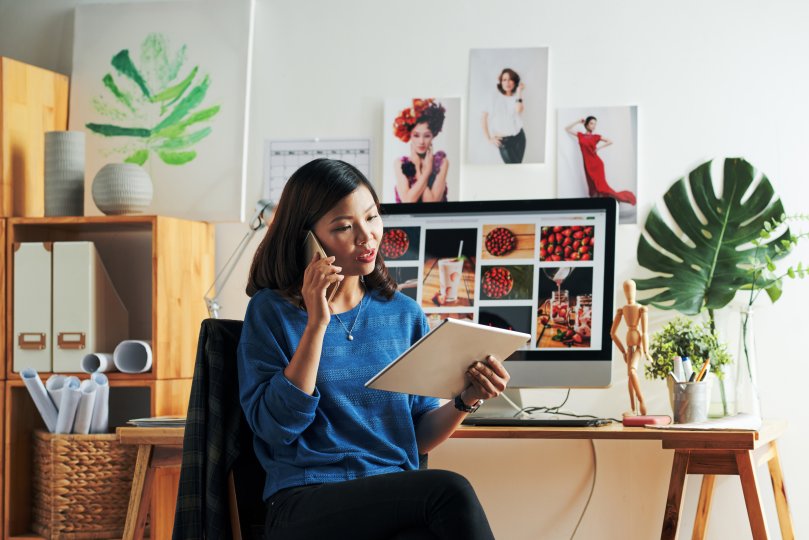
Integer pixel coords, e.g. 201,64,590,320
636,158,790,315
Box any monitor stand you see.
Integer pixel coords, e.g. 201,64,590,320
475,389,524,417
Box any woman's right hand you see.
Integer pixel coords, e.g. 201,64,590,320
488,135,503,148
301,253,343,328
422,146,434,175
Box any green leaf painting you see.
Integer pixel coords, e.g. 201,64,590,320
86,33,220,166
635,158,790,316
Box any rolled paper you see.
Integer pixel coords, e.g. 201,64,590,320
90,372,110,434
73,379,98,435
81,352,116,373
45,374,67,412
113,340,152,373
55,379,81,434
21,368,58,433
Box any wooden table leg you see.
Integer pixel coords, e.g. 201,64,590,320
661,450,690,540
736,450,770,540
123,444,155,540
691,474,715,540
766,442,795,540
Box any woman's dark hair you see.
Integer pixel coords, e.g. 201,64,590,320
415,101,446,136
246,159,397,303
584,116,597,127
497,68,521,95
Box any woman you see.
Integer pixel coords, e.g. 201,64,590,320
240,158,508,539
393,99,449,203
565,116,636,205
482,68,526,164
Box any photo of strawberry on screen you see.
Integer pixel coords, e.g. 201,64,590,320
539,224,595,262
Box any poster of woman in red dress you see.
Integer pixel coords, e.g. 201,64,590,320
557,106,638,224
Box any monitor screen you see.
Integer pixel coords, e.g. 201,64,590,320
379,197,617,388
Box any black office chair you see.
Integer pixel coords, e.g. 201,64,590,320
173,319,266,540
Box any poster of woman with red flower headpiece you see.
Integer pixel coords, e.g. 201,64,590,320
383,97,461,204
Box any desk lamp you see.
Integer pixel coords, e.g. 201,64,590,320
204,199,275,318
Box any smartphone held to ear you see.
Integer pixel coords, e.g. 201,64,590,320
304,231,340,301
304,230,328,261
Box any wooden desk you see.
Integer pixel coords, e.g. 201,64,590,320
117,427,184,540
118,420,794,540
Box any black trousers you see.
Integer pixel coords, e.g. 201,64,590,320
498,128,526,164
264,469,495,540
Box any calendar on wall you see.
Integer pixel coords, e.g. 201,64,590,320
263,138,371,202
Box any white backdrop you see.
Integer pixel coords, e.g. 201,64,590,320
2,1,807,538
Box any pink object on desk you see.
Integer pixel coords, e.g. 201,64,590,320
622,414,672,427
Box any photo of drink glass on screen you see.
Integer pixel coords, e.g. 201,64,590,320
304,230,340,302
422,228,478,308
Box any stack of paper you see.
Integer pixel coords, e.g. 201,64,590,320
646,413,762,431
127,416,186,427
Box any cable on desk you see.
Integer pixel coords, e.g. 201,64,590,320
570,439,597,540
515,389,622,423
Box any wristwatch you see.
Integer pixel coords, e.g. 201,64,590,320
454,394,484,413
516,98,523,103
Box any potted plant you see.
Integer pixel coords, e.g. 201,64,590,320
634,158,791,415
646,317,732,415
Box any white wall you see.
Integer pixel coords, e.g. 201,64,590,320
2,1,807,538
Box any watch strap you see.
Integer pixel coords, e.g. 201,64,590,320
454,394,483,413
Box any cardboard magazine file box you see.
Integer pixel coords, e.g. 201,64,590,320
52,241,129,372
12,242,53,372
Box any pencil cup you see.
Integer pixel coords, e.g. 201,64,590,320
669,379,712,424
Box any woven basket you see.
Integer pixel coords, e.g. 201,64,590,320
32,430,138,539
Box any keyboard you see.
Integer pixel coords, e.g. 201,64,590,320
461,416,612,427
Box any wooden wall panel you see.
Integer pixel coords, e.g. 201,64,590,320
155,217,214,380
0,57,69,217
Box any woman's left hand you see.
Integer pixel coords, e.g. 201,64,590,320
461,355,510,403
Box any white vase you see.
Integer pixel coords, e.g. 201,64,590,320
92,163,153,215
44,131,85,216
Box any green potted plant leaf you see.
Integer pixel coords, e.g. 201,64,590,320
647,317,731,380
635,158,790,323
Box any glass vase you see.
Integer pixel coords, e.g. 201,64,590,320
734,307,761,417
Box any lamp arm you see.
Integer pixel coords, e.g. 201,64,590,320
204,199,276,319
204,227,258,318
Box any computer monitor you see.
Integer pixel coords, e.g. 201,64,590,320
379,197,617,388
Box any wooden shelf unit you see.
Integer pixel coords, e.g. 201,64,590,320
1,219,5,380
0,57,69,218
3,215,213,539
5,215,214,378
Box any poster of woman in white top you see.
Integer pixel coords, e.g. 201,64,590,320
467,48,549,164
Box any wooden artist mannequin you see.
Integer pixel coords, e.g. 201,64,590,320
610,279,648,416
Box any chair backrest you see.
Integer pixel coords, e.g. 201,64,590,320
174,319,266,540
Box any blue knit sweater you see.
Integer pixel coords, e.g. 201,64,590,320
238,288,439,500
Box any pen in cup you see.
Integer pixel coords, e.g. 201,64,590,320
672,356,684,382
681,356,694,382
696,358,711,382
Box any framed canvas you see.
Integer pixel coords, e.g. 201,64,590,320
70,0,255,221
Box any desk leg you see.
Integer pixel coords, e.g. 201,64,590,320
736,450,770,540
123,444,155,540
661,450,690,540
766,442,795,540
691,474,715,540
